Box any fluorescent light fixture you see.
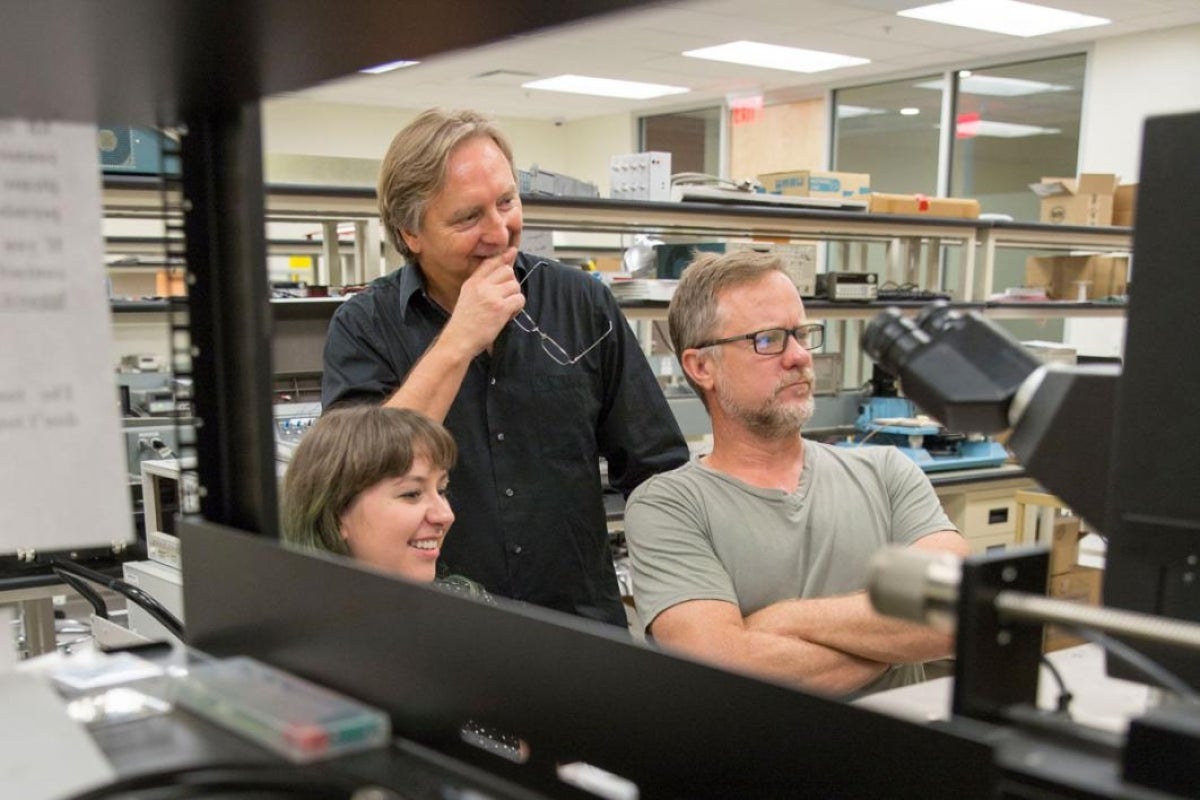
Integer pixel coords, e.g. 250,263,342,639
955,119,1062,138
899,107,921,116
916,75,1072,96
898,0,1109,38
683,41,868,73
837,105,888,118
359,60,419,75
522,74,688,100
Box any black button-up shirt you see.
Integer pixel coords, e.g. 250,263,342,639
321,253,689,626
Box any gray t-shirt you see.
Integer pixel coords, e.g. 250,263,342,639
624,439,955,691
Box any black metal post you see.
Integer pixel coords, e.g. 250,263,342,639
180,104,278,537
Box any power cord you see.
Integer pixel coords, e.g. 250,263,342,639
669,172,760,192
53,568,110,620
51,559,184,639
1070,625,1200,704
1038,652,1074,714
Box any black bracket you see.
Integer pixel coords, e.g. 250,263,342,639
952,547,1049,723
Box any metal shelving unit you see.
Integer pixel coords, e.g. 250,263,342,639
976,220,1133,302
102,181,1133,393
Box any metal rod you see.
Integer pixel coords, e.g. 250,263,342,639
996,590,1200,652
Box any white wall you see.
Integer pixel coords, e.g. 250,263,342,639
262,99,417,160
261,97,576,186
1066,24,1200,356
1080,24,1200,181
563,112,635,196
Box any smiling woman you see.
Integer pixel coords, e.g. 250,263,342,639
280,405,471,586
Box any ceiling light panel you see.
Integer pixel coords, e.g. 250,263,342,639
683,41,869,73
916,75,1072,96
521,75,689,99
954,119,1062,137
837,105,888,118
898,0,1110,38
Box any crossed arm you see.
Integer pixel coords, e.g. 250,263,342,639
647,531,968,696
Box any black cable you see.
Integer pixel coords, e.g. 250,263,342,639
51,559,184,639
1038,652,1073,714
119,582,185,639
60,763,375,800
1070,625,1200,703
53,568,109,620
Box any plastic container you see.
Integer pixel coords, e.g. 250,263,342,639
174,656,391,762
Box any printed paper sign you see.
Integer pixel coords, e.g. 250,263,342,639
0,120,133,554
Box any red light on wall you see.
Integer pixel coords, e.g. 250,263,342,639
731,95,764,126
956,112,981,139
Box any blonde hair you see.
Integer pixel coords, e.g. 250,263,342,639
377,108,516,258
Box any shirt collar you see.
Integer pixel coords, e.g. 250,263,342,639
397,252,537,320
513,252,534,282
395,262,429,321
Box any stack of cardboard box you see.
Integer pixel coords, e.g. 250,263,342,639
1044,514,1105,653
1024,254,1129,300
1113,183,1138,227
1023,174,1134,300
1029,173,1138,227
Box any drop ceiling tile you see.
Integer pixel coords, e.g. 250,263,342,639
831,14,1013,49
683,0,883,28
283,0,1200,120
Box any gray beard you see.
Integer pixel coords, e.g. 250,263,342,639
716,379,814,439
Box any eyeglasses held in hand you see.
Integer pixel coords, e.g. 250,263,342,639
512,261,615,366
694,324,825,355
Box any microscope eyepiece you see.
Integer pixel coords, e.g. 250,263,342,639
914,300,958,335
861,307,930,374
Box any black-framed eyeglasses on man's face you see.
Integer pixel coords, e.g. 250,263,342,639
511,260,614,366
694,324,825,355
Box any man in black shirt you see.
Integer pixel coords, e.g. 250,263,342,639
322,108,689,626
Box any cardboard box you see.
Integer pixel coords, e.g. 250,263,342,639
1024,254,1129,300
867,193,981,219
1050,516,1081,576
1113,183,1138,227
155,267,186,297
1030,173,1119,226
591,256,624,273
1048,565,1103,605
758,170,871,201
1045,565,1104,652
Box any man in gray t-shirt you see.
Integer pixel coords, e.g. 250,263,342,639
624,250,968,697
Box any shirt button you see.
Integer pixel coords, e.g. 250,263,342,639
490,377,497,385
510,544,523,555
504,488,514,497
496,432,505,442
